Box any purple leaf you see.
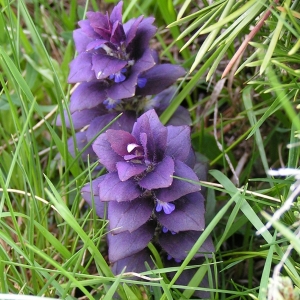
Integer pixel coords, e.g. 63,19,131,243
132,48,156,74
69,81,107,112
109,1,123,24
136,64,186,95
99,172,141,201
106,129,138,157
124,16,144,46
159,231,214,261
81,177,106,218
107,222,154,262
157,192,205,232
155,160,200,202
166,106,192,126
73,28,93,53
86,11,111,40
93,132,123,172
68,52,94,83
111,21,126,44
92,54,127,80
117,161,147,181
85,39,107,51
106,49,155,100
165,125,191,161
147,86,191,126
67,132,97,161
56,108,104,130
132,109,167,160
194,155,209,197
139,156,174,190
184,147,196,168
77,19,99,39
127,17,156,57
86,112,136,142
108,196,153,233
111,248,154,275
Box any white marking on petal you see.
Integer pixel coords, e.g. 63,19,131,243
127,143,139,153
97,71,102,79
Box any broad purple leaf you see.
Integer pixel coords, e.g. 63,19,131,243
194,155,209,197
81,177,106,218
107,222,154,262
124,16,144,46
194,157,209,182
147,86,191,126
166,106,192,126
73,28,93,53
127,17,156,57
132,47,156,74
69,81,107,112
106,49,155,100
77,19,99,39
136,64,186,95
165,125,191,161
109,1,123,24
86,11,109,29
148,86,177,111
184,147,196,168
159,231,214,261
99,172,141,201
85,39,107,51
68,52,94,83
86,114,117,142
139,132,148,161
106,71,137,100
111,21,126,44
139,156,174,190
132,109,167,161
155,160,200,202
106,129,138,157
56,108,104,130
93,133,123,171
86,11,111,40
86,112,136,142
67,132,97,161
157,192,205,232
117,161,146,181
111,248,154,275
108,196,153,233
92,54,127,80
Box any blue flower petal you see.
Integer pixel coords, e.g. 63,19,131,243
137,77,147,88
155,200,175,215
114,72,126,83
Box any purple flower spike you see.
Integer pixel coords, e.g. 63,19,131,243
61,1,187,128
81,109,214,273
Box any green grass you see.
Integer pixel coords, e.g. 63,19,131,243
1,0,300,299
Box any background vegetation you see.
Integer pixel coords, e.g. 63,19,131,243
0,0,300,299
